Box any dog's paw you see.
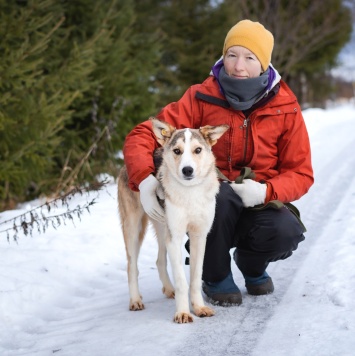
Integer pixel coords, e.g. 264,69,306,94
162,286,175,299
194,305,215,318
129,299,145,311
174,312,194,323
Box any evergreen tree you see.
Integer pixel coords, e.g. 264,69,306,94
133,0,232,108
51,0,162,193
0,0,81,208
0,0,161,209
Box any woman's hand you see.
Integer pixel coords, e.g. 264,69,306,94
139,175,165,223
230,180,267,208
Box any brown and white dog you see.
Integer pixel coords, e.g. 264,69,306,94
118,117,229,323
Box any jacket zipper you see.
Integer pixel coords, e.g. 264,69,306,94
242,117,250,164
227,117,250,171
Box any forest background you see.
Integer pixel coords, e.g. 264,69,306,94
0,0,354,210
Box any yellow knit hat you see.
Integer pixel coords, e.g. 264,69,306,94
223,20,274,71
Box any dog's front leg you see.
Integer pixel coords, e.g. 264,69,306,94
189,233,215,318
165,232,193,323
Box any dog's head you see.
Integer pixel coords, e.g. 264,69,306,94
150,117,229,186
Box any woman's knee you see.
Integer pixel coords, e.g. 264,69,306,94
238,207,305,254
269,207,305,250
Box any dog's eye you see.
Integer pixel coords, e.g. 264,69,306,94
173,148,181,155
195,147,202,154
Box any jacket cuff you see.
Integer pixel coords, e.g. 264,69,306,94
128,168,155,192
264,182,274,203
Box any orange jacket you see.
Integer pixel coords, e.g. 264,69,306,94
123,76,314,203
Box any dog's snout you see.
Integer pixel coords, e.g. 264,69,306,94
182,166,194,177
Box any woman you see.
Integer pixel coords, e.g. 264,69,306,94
122,20,314,306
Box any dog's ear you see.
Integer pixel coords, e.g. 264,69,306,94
199,124,229,146
150,117,176,146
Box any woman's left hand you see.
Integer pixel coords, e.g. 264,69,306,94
230,180,267,207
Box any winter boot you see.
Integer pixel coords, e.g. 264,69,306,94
244,271,274,296
202,271,242,306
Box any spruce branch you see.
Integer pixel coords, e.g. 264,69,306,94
0,180,108,242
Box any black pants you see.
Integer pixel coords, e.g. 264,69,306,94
202,182,306,283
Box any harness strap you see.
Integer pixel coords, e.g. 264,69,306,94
216,166,255,183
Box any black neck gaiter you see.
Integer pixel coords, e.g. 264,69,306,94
218,66,270,110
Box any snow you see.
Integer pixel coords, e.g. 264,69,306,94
1,103,355,356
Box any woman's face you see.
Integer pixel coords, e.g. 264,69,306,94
223,46,262,79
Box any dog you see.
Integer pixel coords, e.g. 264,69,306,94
117,117,229,323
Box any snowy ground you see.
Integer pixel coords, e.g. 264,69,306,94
1,103,355,356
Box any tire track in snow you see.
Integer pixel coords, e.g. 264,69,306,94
251,162,355,356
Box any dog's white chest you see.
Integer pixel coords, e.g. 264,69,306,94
164,180,218,225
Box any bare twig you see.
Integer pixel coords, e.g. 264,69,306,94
0,180,108,242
